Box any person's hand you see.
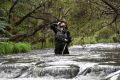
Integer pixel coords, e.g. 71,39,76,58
64,39,68,42
57,22,61,25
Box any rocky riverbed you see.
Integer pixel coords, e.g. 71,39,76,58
0,43,120,80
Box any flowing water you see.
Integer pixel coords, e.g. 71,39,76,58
0,43,120,80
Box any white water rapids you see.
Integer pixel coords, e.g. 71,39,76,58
0,43,120,80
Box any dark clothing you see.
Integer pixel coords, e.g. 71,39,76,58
50,23,71,55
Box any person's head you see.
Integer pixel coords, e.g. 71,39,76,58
59,20,68,29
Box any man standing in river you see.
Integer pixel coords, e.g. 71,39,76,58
50,20,71,55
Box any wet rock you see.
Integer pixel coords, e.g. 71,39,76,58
0,43,119,80
105,70,120,80
33,65,79,79
110,74,119,80
0,64,29,78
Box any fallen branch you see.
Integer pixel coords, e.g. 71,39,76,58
14,2,45,26
10,24,45,41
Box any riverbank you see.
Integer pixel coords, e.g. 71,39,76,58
0,42,32,55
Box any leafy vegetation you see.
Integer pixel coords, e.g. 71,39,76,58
0,42,31,55
0,0,120,50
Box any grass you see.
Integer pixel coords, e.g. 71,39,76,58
32,38,55,49
32,43,42,49
0,42,13,54
72,36,116,45
32,41,55,49
73,37,97,45
0,42,32,55
13,42,32,53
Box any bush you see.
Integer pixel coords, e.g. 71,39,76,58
112,34,120,43
13,42,31,53
32,43,42,49
84,37,97,44
0,42,31,55
0,42,14,54
32,41,55,50
97,38,113,43
95,27,114,42
73,37,83,45
73,36,97,45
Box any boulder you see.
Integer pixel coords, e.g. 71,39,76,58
33,65,79,78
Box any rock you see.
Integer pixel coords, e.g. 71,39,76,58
0,64,29,78
33,65,79,78
105,70,120,79
110,74,119,80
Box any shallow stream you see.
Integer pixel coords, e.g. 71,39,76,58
0,43,120,80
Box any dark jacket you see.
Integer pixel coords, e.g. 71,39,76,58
50,23,71,44
50,23,71,54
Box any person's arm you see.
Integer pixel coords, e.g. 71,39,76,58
66,31,72,43
50,23,58,33
50,22,61,33
56,31,72,43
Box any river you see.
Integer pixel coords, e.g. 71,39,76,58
0,43,120,80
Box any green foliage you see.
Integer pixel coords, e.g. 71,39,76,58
0,21,9,31
0,42,13,54
0,42,31,55
13,42,31,53
46,39,54,48
73,37,83,45
84,37,97,44
97,38,113,43
73,37,97,45
112,34,120,42
32,43,42,49
0,0,120,47
32,41,54,49
95,27,114,42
